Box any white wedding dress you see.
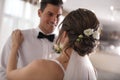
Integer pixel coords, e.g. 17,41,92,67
49,50,97,80
63,50,97,80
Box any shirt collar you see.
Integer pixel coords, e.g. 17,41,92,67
36,27,55,35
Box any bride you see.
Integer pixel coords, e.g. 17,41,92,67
7,8,101,80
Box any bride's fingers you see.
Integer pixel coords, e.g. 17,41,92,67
11,29,24,48
12,29,24,42
13,29,21,36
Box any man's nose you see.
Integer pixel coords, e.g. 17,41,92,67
51,16,58,25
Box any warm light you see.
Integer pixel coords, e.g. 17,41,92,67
116,46,120,55
110,6,114,11
39,0,41,3
110,45,115,49
63,0,67,3
111,16,115,21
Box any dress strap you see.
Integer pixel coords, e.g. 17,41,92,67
49,59,65,74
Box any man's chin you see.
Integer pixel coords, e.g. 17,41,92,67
49,30,54,34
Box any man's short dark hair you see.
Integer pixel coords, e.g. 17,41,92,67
40,0,63,11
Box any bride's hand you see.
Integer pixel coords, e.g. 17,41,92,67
12,29,24,49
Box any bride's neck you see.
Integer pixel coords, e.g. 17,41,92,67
57,48,73,69
63,48,72,60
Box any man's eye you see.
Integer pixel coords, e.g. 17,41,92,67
48,13,53,16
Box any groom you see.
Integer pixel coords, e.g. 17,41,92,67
0,0,63,80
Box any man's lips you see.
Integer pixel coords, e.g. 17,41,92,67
48,23,57,27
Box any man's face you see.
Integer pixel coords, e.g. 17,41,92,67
38,4,62,34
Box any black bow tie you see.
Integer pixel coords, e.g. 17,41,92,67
37,32,55,42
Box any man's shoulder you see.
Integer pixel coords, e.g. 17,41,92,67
20,28,37,39
21,28,36,33
21,28,37,35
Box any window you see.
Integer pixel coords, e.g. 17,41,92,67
0,0,39,56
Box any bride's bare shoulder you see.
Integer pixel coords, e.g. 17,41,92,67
28,59,58,70
28,59,49,68
24,59,63,80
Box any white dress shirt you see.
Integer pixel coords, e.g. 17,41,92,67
0,27,56,80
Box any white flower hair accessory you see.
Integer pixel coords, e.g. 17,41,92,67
76,27,101,42
84,28,94,37
84,28,100,39
76,35,83,42
92,31,100,39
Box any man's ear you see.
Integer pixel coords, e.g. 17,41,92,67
38,9,42,17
